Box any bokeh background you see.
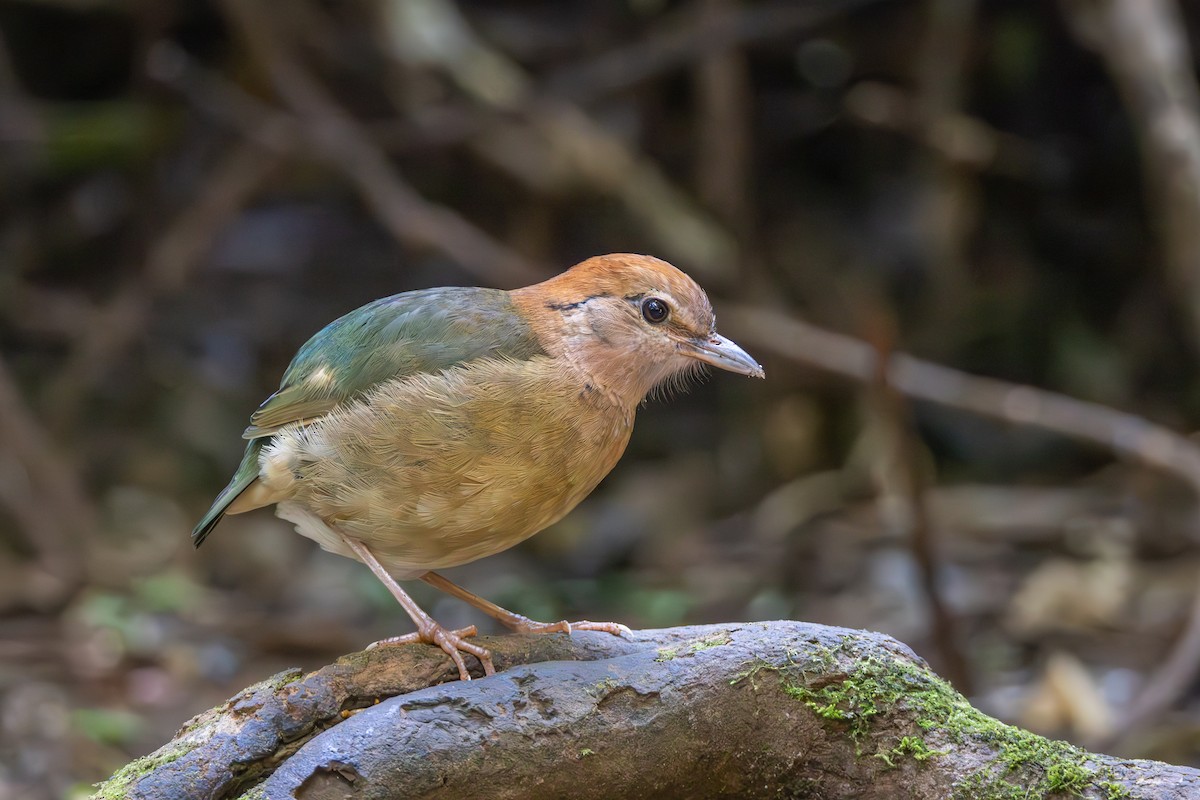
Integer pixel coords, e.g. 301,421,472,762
4,0,1200,796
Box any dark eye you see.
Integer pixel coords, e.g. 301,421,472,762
641,297,669,324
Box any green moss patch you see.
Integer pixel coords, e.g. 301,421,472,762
655,631,732,662
233,783,268,800
756,641,1129,798
874,735,947,767
91,738,196,799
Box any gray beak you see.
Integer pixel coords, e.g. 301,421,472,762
679,333,765,379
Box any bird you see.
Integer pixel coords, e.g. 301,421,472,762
192,253,763,680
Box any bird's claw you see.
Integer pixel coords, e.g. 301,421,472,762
368,624,496,680
367,625,475,649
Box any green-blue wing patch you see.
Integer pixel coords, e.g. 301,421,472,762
244,287,545,437
192,286,546,546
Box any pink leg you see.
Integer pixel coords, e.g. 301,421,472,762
340,536,496,680
421,571,631,637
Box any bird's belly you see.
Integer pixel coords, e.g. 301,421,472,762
338,461,598,573
261,360,632,577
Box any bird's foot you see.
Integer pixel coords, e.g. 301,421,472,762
502,616,632,638
417,573,632,641
368,624,497,681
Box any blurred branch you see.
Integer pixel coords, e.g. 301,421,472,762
911,0,980,328
160,42,488,170
380,0,738,280
2,283,93,340
694,0,754,238
207,0,886,283
0,356,93,600
545,0,886,103
724,305,1200,495
847,0,982,694
43,133,287,428
844,81,1040,178
913,0,976,132
1062,0,1200,752
0,27,42,146
1064,0,1200,347
1097,581,1200,753
864,315,973,694
482,106,739,279
159,45,542,285
217,0,545,288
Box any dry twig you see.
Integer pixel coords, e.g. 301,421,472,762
1062,0,1200,749
694,0,754,237
43,133,287,428
0,29,41,147
378,0,737,279
864,314,973,694
909,0,980,330
0,356,93,598
844,81,1039,177
1064,0,1200,345
546,0,886,103
217,0,544,288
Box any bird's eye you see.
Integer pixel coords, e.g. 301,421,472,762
641,297,670,324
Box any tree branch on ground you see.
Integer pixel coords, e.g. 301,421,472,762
95,621,1199,799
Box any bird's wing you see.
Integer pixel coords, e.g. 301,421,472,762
192,286,546,547
243,287,546,438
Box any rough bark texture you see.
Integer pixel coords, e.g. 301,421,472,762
94,621,1200,799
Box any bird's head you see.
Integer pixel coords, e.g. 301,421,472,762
515,254,763,408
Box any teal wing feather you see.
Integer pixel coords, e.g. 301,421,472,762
192,287,546,547
191,439,264,547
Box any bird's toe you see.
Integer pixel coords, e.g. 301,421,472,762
568,620,632,637
367,625,493,680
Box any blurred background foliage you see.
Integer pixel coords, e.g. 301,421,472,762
3,0,1200,796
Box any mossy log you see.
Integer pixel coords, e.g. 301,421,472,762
94,621,1199,799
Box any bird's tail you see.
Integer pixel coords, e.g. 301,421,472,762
192,440,264,548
